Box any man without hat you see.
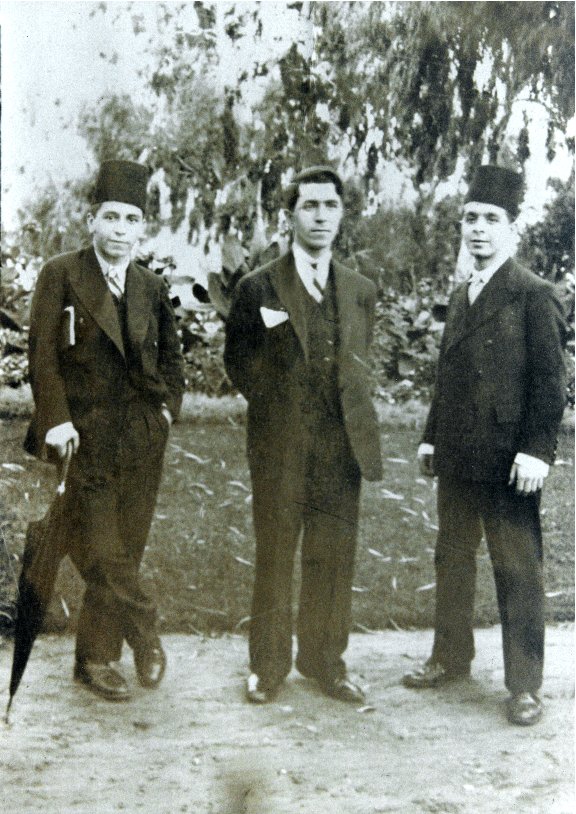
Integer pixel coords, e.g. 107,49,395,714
25,160,186,701
224,166,382,704
402,165,567,725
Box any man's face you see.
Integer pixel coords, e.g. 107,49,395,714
461,202,514,267
289,182,343,255
88,201,145,263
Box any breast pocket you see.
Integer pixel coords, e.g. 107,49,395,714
60,307,98,364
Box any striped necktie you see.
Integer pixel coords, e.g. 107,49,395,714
310,262,324,302
468,272,485,305
106,266,124,300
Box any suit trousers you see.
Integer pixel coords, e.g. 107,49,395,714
248,414,361,691
431,475,544,694
67,401,168,665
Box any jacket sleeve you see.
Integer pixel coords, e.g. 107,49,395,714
157,282,186,420
518,284,567,462
28,260,72,444
224,276,266,400
365,279,377,348
421,302,452,446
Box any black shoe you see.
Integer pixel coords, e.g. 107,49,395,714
245,673,279,704
74,661,131,702
134,643,166,688
506,692,543,726
321,676,366,704
402,659,471,689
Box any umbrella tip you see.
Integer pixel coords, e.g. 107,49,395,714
4,695,13,724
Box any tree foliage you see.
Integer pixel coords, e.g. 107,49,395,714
65,1,574,245
3,1,573,399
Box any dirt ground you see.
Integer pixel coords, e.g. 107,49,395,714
0,625,573,814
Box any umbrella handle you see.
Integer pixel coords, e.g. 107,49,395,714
56,440,74,496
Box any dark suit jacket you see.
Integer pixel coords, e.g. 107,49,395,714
25,246,185,464
423,258,566,482
224,252,382,482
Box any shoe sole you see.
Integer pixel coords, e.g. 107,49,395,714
506,702,543,726
135,650,167,688
402,672,470,689
507,712,542,726
74,675,131,702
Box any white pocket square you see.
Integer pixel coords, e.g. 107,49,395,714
260,306,289,328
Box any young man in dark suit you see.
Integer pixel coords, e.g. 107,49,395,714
25,160,186,701
224,166,382,705
402,165,567,725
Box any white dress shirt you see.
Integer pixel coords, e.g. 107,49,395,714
292,243,331,303
95,249,130,299
467,251,511,305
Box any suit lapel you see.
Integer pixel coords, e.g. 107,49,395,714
443,284,470,353
445,259,518,352
332,261,356,360
125,262,153,350
269,252,309,360
69,247,125,359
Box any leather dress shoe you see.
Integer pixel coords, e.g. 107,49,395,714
246,673,279,704
134,644,166,688
507,692,543,726
402,659,470,689
74,661,131,702
321,676,366,704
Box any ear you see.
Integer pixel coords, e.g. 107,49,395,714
86,212,95,234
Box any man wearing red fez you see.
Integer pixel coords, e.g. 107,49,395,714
225,166,382,705
25,160,185,701
402,165,567,726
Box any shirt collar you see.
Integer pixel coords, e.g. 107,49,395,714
94,247,131,284
292,242,331,286
469,249,512,284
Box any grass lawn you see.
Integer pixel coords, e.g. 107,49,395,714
0,410,573,635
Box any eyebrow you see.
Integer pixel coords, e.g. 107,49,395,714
299,198,341,205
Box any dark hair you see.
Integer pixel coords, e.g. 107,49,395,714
283,165,344,211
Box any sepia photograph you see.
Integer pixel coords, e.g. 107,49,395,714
0,2,574,812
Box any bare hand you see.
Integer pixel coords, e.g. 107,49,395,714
508,461,546,494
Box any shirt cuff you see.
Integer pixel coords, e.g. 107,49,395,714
514,452,549,477
418,443,435,456
161,404,173,426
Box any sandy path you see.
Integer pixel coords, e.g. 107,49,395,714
1,626,573,814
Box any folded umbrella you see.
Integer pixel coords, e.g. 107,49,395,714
5,442,73,721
